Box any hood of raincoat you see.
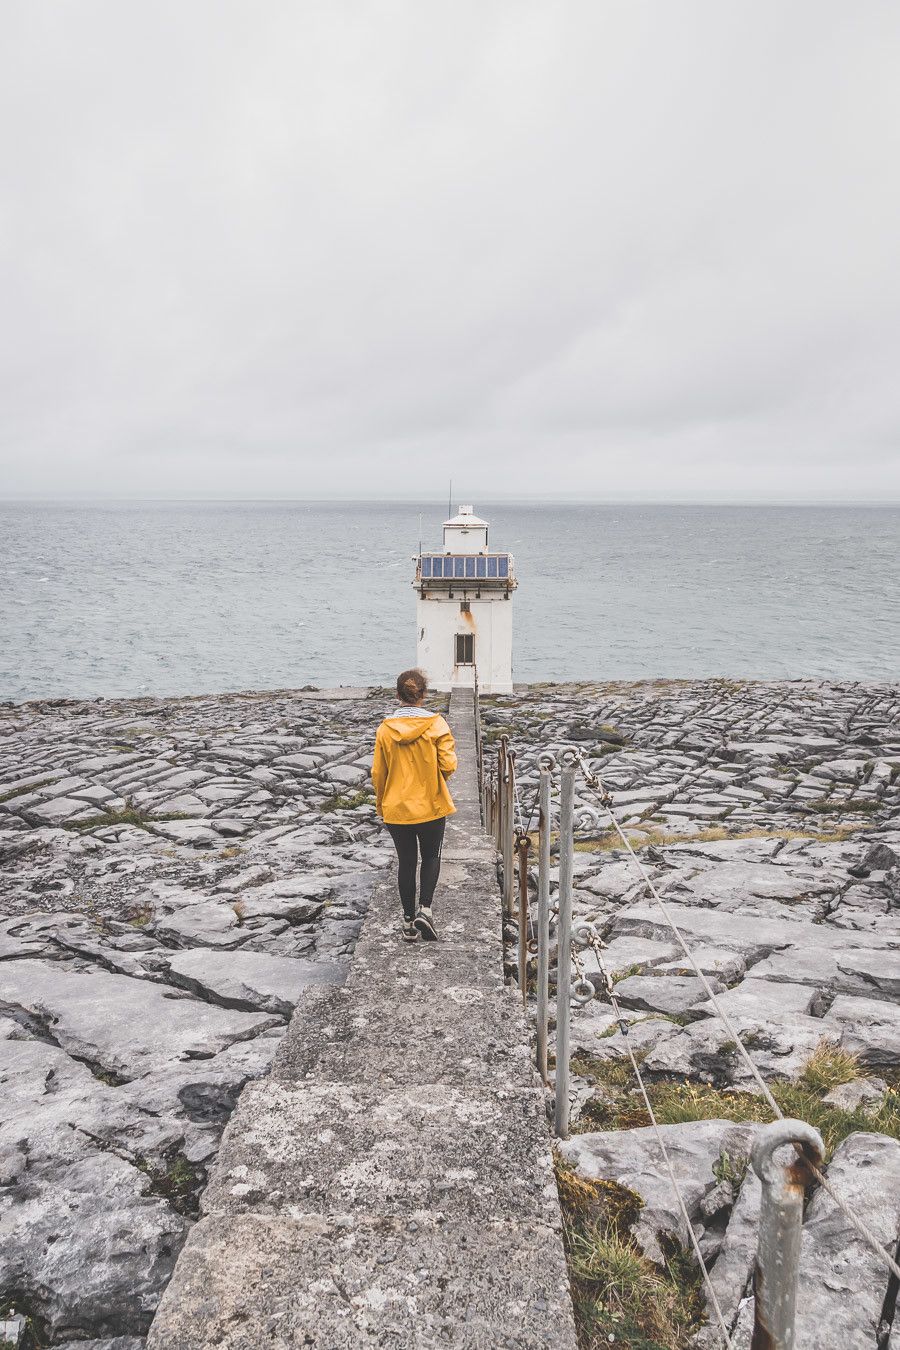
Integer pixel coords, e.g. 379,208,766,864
381,708,442,745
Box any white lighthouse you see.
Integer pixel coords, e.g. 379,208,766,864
414,504,517,694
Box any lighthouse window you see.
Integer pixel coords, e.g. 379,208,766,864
420,556,432,578
498,556,509,578
465,556,476,578
487,556,498,577
476,557,486,578
454,557,465,578
455,633,475,665
431,557,443,577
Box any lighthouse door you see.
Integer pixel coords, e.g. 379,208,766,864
455,633,474,665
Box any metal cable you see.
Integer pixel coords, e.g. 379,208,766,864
513,775,525,834
571,748,900,1288
514,776,544,838
522,781,544,836
588,943,734,1348
623,1037,735,1349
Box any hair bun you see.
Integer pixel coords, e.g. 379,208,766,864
396,668,427,704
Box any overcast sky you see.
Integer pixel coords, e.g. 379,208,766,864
2,2,899,501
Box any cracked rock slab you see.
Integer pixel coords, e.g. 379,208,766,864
0,959,279,1080
164,948,344,1016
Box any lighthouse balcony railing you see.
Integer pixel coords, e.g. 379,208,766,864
417,552,513,581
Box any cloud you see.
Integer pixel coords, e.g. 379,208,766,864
1,0,899,499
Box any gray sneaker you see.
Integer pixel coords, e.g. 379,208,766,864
414,906,438,941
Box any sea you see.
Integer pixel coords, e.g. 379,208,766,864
1,501,898,703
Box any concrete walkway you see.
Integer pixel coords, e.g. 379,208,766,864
148,689,577,1349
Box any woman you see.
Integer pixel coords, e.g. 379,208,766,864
371,668,457,942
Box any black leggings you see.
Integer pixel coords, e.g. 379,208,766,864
385,817,446,921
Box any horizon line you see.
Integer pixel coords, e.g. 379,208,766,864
2,493,899,508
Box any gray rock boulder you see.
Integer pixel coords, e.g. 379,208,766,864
324,764,367,786
822,1076,888,1113
0,1151,187,1341
793,1133,900,1349
557,1119,756,1263
694,1170,761,1348
830,994,900,1065
640,1013,837,1086
613,973,715,1019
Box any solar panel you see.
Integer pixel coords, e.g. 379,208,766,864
420,553,512,582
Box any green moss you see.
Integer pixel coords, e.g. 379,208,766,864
320,790,375,813
483,725,524,744
805,798,882,815
64,807,195,833
0,777,56,803
135,1151,205,1217
612,964,643,985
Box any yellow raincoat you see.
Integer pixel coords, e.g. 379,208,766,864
371,708,457,824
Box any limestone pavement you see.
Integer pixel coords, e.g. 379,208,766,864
147,687,577,1349
484,678,900,1348
0,687,398,1345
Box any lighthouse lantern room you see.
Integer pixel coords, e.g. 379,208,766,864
414,504,516,694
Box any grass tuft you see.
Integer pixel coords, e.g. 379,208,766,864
573,823,870,854
135,1151,205,1217
570,1043,899,1160
798,1042,861,1095
556,1163,703,1348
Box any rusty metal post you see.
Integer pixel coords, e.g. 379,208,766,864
516,831,530,1005
554,755,577,1139
503,749,516,920
536,753,554,1083
750,1119,824,1349
496,739,508,852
